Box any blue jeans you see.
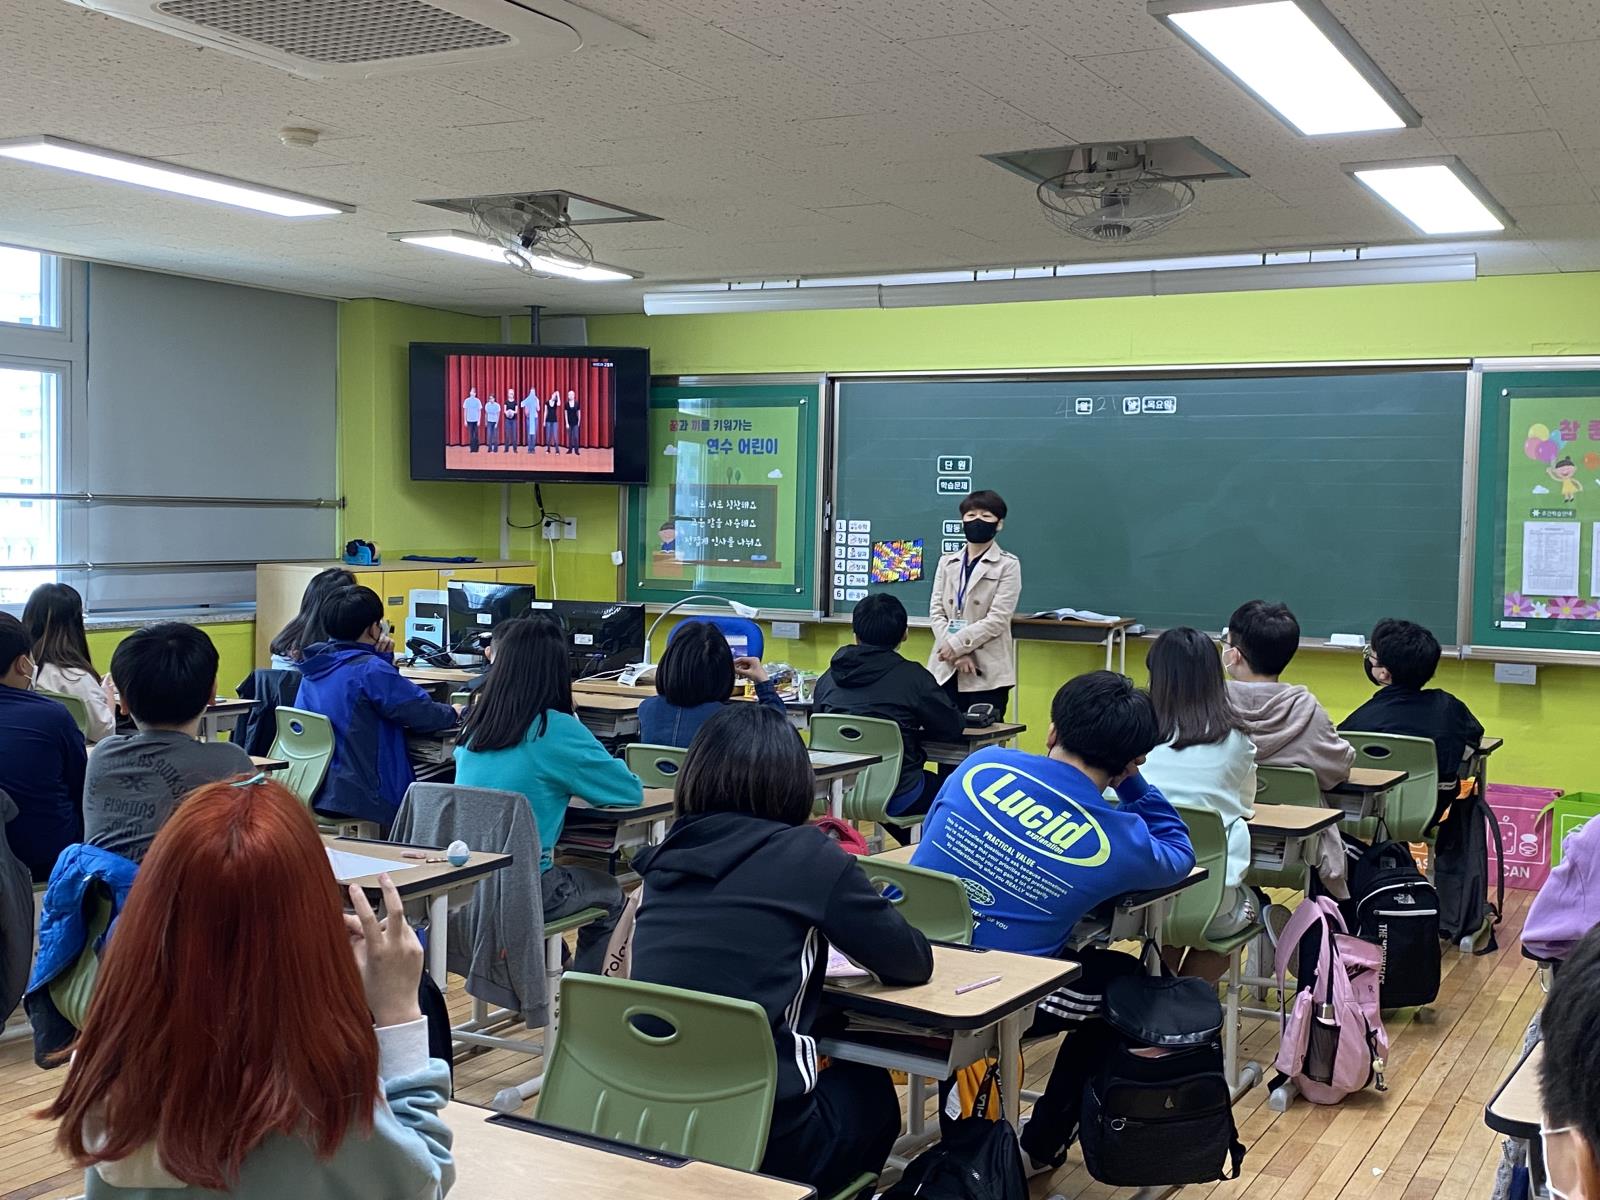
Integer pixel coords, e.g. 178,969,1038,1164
486,422,499,451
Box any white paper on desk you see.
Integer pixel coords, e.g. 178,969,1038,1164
1523,521,1580,597
826,946,871,980
326,848,405,882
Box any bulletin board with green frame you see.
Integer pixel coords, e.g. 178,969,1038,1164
625,378,823,612
1472,361,1600,653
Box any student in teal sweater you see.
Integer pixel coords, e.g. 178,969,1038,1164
454,616,643,971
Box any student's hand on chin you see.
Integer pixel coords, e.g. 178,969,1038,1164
346,876,424,1028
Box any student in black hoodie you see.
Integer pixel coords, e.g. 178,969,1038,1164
813,593,964,830
630,704,934,1195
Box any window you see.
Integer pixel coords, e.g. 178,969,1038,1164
0,365,59,603
0,245,60,328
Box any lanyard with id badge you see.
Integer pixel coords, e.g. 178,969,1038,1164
950,556,982,634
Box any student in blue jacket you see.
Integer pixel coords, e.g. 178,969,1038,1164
638,621,787,748
454,616,643,971
913,670,1195,1171
295,587,458,833
0,612,86,881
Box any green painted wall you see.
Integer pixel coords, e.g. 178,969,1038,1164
87,621,256,703
337,298,621,601
584,271,1600,795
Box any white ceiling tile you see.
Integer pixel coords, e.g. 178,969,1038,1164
1333,0,1513,89
986,0,1174,57
1485,1,1600,50
1445,129,1580,178
849,0,1014,42
1504,203,1600,238
1408,77,1548,139
1510,41,1600,149
1477,172,1596,208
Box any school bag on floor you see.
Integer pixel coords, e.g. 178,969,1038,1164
884,1059,1026,1200
1078,974,1245,1187
1272,897,1389,1105
1342,838,1441,1009
1434,784,1504,953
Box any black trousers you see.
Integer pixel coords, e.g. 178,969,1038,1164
1017,1019,1119,1168
941,677,1011,719
761,1061,900,1196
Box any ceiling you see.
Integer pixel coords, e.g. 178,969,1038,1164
2,0,1597,315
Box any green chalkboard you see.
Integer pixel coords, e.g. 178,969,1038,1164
831,370,1467,639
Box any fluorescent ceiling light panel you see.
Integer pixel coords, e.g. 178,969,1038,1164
0,135,349,216
1345,159,1508,236
1148,0,1418,136
391,230,636,282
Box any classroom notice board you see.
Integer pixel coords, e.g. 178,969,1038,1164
831,370,1468,639
626,380,821,611
1473,365,1600,653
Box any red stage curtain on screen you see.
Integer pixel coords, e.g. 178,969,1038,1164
443,355,615,448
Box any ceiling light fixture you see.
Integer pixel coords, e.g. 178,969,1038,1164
1345,158,1509,236
390,230,637,282
0,135,350,216
1148,0,1419,136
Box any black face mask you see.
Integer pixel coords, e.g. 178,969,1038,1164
1364,659,1383,686
963,518,999,544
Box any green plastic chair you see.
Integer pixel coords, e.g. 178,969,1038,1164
624,744,686,791
807,714,905,824
38,689,90,738
536,973,779,1170
49,887,114,1030
1342,731,1442,844
269,706,335,808
861,856,974,945
1246,766,1325,893
1167,806,1263,1093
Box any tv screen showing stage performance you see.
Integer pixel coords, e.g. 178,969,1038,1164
409,343,649,484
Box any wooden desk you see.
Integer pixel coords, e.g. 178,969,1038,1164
1011,617,1135,672
322,835,511,988
807,750,882,818
198,697,255,742
250,755,288,773
822,943,1079,1134
561,788,676,859
922,722,1027,767
401,664,479,685
1330,766,1409,822
447,1102,814,1199
1485,1042,1545,1192
1479,736,1505,757
1246,803,1342,872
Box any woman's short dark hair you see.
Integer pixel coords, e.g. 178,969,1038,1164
677,704,814,826
655,621,735,707
959,489,1008,520
1147,627,1240,750
317,586,385,643
270,568,356,660
460,616,573,751
23,582,98,680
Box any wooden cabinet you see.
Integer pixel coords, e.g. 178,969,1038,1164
255,560,545,667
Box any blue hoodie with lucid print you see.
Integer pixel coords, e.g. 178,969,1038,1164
911,747,1195,956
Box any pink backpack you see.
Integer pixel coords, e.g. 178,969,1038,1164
1272,897,1390,1104
813,816,870,855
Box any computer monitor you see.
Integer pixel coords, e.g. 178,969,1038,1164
446,581,540,665
544,600,646,679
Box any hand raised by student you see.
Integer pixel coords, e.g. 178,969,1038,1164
734,656,770,683
345,875,424,1028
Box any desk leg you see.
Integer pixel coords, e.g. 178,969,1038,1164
427,894,449,989
830,777,845,820
1103,631,1113,672
1118,627,1127,675
999,1011,1024,1132
196,714,212,742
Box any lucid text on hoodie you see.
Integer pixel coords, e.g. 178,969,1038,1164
911,747,1195,956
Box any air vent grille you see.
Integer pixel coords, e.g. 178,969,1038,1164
154,0,511,64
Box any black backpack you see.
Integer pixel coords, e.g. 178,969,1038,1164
1078,974,1245,1187
1342,838,1441,1009
1434,786,1504,953
884,1059,1026,1200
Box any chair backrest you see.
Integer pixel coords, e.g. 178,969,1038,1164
38,689,90,737
1341,731,1442,843
807,714,905,823
1255,765,1324,807
537,973,778,1170
624,743,687,791
269,706,335,806
667,616,765,660
860,857,973,944
1164,806,1232,948
49,886,115,1030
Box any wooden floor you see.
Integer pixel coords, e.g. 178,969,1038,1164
0,890,1540,1200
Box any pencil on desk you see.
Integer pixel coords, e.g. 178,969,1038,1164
954,975,1002,995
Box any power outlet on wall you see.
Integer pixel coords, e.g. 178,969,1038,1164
542,516,578,540
1494,662,1538,686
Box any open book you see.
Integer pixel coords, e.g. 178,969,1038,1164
1029,607,1124,623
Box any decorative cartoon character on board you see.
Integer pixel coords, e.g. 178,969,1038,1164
1548,456,1584,504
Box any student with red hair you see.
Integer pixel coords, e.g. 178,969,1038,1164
45,777,455,1198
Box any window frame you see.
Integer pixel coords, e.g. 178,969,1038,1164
0,242,66,336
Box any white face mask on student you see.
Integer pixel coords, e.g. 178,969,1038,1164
1544,1124,1587,1200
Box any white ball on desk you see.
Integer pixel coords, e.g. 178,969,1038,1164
446,840,471,866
